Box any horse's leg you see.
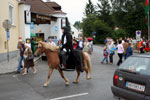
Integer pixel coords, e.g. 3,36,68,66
73,69,80,84
57,67,69,85
83,65,91,80
43,67,53,87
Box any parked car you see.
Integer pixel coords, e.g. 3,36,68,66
111,55,150,100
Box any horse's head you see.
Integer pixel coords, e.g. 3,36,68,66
35,42,45,57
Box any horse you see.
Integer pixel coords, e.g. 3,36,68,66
35,41,92,87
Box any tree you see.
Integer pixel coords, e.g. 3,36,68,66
97,0,114,27
73,21,81,31
84,0,96,17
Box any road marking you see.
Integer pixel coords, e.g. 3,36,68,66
50,93,88,100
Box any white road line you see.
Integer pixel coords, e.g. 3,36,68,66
50,93,88,100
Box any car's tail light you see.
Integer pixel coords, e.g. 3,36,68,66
114,74,118,86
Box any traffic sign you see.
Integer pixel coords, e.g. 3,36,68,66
136,30,141,41
6,30,10,40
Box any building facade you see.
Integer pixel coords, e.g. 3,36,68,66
0,0,20,61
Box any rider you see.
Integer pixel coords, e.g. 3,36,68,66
60,27,83,72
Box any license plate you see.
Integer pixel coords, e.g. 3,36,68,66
126,82,145,92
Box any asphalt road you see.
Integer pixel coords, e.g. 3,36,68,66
0,45,120,100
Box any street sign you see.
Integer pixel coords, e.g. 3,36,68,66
2,19,12,62
136,30,141,41
92,32,96,35
55,26,58,31
30,22,34,29
6,30,10,40
3,19,12,31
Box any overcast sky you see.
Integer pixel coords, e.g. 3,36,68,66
43,0,98,25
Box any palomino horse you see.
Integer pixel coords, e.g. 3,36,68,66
35,41,92,87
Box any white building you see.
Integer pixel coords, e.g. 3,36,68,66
71,25,80,39
20,0,67,42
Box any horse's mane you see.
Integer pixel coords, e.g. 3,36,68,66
39,41,59,51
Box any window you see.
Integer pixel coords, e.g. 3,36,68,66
9,4,14,25
118,57,150,75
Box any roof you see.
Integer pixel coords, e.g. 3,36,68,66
45,2,66,14
45,2,61,8
50,10,66,14
20,0,61,15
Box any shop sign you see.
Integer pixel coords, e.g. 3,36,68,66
25,10,31,24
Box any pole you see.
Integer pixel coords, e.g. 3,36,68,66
6,30,9,62
7,39,9,62
148,0,150,40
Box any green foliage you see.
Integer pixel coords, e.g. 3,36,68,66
81,0,147,44
73,21,81,31
111,29,126,41
84,0,96,17
82,15,112,43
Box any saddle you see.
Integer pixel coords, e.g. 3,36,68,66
59,50,83,72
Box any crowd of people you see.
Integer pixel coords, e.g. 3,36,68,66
101,37,132,66
101,37,150,66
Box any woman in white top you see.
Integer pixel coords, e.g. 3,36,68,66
116,40,124,66
83,38,91,55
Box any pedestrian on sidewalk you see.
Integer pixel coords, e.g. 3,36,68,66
16,39,28,73
116,40,124,66
101,46,109,64
22,48,37,75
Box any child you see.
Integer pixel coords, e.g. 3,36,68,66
23,48,37,75
101,46,109,64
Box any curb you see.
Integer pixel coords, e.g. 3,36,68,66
0,56,41,75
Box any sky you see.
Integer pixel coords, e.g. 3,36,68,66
43,0,98,25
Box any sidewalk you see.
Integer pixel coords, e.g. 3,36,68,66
0,57,40,75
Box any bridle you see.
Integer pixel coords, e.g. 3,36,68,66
36,43,44,55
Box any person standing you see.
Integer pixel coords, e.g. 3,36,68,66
126,43,133,59
31,37,37,54
83,38,91,55
77,37,84,50
17,39,27,73
48,38,56,46
123,40,129,60
73,38,78,50
23,48,37,75
117,40,124,66
101,46,109,64
107,39,115,64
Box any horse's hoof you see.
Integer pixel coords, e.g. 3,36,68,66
87,77,91,80
73,81,78,84
65,82,69,86
43,83,48,87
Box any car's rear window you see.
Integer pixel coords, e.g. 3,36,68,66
118,56,150,75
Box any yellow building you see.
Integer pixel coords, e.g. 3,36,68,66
0,0,20,61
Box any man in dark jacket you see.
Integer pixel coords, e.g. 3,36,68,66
60,27,83,72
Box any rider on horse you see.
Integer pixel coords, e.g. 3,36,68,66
60,27,83,72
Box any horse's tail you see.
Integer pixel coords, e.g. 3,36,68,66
83,52,92,73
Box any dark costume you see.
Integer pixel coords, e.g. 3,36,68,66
24,56,34,68
60,27,83,72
